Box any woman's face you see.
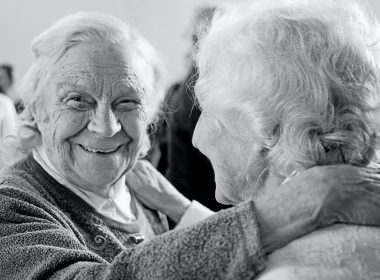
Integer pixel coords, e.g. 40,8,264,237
35,42,151,196
192,108,268,205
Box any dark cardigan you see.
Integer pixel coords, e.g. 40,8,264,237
0,156,265,279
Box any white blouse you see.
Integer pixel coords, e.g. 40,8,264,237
33,147,213,237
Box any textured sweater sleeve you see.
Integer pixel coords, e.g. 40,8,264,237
0,184,265,280
109,200,266,279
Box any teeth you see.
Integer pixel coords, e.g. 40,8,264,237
80,144,118,153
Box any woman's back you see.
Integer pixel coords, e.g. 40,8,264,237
257,224,380,279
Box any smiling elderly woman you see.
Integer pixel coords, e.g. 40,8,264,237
0,12,269,279
14,13,170,232
193,0,380,278
2,10,380,280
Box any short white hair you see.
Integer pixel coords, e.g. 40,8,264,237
22,11,166,124
196,0,380,176
0,12,167,166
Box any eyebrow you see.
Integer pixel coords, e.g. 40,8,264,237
111,71,146,91
56,75,97,93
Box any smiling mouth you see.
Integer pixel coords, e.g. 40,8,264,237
78,144,122,154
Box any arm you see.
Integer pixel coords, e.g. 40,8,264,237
109,201,264,280
0,184,265,280
126,160,214,226
128,161,380,254
255,165,380,253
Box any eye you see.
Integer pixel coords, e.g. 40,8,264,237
64,94,92,110
69,96,83,102
114,98,142,112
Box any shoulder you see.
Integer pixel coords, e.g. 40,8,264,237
0,159,41,199
0,158,81,233
260,225,380,279
0,157,51,203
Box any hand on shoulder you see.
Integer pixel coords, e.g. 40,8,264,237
126,160,191,223
255,164,380,253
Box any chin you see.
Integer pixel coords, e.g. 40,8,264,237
68,161,128,191
215,187,239,206
214,173,244,205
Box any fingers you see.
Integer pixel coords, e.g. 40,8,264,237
362,171,380,183
127,161,167,194
125,170,143,191
131,160,149,175
127,162,154,189
358,165,380,172
327,164,380,185
322,190,380,227
134,160,163,178
357,175,380,188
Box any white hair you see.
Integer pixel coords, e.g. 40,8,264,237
195,0,380,176
1,12,167,166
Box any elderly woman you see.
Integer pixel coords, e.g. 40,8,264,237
1,10,380,280
189,0,380,278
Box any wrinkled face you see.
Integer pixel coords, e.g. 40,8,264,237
35,42,150,196
192,108,268,205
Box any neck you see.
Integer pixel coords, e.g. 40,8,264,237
257,168,286,201
33,146,127,199
94,175,127,199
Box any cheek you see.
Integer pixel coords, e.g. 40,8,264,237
39,110,87,149
214,168,241,205
119,111,147,146
192,124,203,149
57,111,88,139
193,117,216,151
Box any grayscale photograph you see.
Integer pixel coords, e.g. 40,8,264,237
1,0,380,279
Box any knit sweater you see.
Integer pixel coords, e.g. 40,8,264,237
0,156,265,279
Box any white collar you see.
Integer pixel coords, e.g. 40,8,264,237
32,146,137,224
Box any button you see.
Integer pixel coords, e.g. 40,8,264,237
130,234,145,244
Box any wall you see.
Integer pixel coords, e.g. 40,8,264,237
0,0,379,92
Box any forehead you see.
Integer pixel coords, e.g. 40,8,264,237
50,42,150,93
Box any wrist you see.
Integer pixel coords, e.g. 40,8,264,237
259,217,316,253
165,197,191,223
254,199,317,253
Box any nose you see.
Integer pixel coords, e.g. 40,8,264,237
87,106,121,137
192,113,222,149
192,114,204,149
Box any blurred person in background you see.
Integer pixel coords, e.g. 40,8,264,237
0,64,24,113
165,6,226,211
0,64,19,169
192,0,380,278
0,64,13,95
2,9,380,280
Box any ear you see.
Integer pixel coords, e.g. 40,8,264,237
18,123,42,150
265,123,281,149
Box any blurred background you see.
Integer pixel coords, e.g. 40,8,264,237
0,0,379,94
